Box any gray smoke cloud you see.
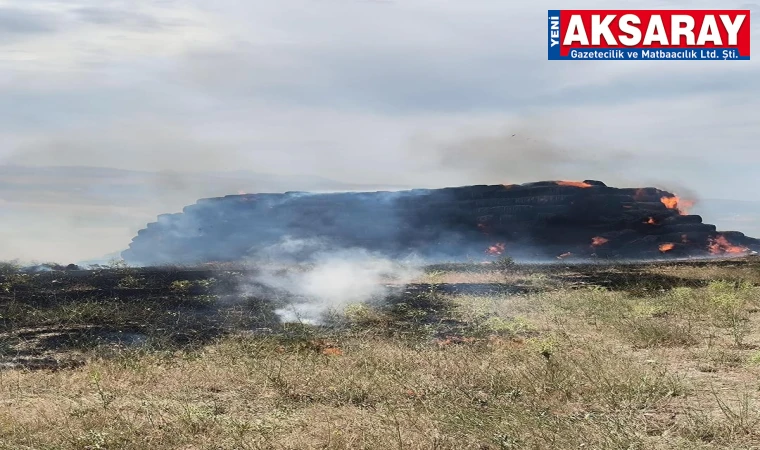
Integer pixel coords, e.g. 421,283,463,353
412,119,637,186
413,121,706,211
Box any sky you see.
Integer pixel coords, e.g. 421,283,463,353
1,0,759,262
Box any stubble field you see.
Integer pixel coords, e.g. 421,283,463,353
1,257,760,449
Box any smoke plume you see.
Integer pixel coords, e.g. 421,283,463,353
412,120,637,187
239,239,422,324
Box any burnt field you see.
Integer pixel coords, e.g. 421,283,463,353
2,257,757,370
2,257,760,449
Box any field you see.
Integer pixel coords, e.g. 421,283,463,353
2,258,760,449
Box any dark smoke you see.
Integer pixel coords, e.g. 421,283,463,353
413,121,636,186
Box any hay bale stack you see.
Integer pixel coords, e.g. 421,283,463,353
121,180,760,265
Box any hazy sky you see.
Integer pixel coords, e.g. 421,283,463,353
1,0,759,262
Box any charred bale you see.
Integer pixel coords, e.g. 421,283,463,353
121,180,760,264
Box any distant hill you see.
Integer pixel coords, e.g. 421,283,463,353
0,165,412,207
0,165,411,263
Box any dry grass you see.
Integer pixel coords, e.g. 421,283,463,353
1,260,760,449
0,333,687,449
648,263,760,285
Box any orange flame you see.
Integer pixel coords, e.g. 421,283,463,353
679,198,694,214
645,217,657,225
486,243,506,255
659,243,675,252
708,235,748,255
661,196,678,209
556,180,592,188
591,237,608,246
660,195,694,215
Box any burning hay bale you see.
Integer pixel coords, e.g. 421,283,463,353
122,180,760,265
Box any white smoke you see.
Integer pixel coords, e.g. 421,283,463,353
241,239,422,324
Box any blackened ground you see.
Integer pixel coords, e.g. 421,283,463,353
3,256,759,370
